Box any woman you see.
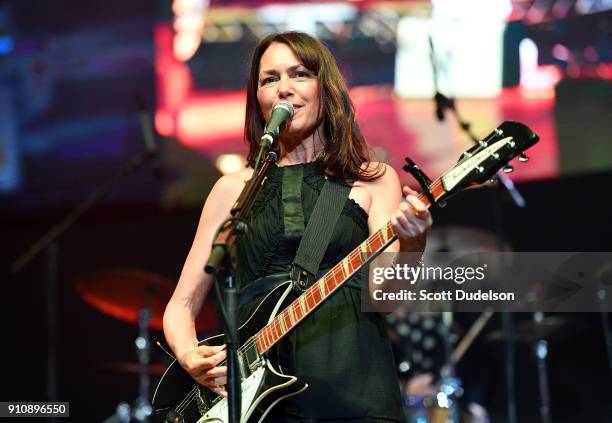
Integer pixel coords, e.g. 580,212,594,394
163,31,432,421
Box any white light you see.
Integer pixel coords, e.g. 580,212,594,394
436,392,449,408
575,0,594,14
172,0,208,62
174,32,202,62
174,14,205,33
398,361,411,373
215,154,246,175
257,3,357,35
432,0,512,20
519,38,561,90
395,15,506,98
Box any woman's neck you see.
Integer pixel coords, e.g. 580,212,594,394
277,132,325,167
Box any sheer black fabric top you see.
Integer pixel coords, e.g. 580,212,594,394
235,160,404,421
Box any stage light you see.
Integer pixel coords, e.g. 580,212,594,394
155,110,175,137
172,0,208,62
215,154,246,175
173,31,201,62
552,44,570,61
520,38,562,90
0,35,14,55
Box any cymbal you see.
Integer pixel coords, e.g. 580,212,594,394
485,316,571,344
76,268,217,333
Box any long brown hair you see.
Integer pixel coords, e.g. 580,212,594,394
244,31,383,184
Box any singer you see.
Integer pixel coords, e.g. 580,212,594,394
163,31,432,421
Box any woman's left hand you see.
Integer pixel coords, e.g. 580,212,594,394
391,186,433,247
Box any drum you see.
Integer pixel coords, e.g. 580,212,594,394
405,377,462,423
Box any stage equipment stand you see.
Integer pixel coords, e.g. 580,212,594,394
532,312,552,423
204,144,280,423
429,33,528,423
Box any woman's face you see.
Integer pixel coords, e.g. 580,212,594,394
256,42,321,142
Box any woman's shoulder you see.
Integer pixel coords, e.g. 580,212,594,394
358,161,400,188
216,167,253,188
205,167,253,208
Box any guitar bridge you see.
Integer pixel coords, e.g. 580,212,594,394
243,336,265,374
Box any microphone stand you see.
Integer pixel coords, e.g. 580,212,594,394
205,143,280,423
443,98,523,423
429,34,525,423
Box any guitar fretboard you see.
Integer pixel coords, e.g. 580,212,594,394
254,187,440,354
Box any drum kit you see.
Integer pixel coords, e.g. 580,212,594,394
74,268,218,422
386,225,583,423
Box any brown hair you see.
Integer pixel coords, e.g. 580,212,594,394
244,31,383,184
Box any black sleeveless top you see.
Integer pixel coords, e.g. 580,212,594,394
235,161,404,421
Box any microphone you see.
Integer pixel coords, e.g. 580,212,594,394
260,100,294,148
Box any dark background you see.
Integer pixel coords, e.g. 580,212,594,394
1,0,611,421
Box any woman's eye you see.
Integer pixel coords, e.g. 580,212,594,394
261,77,276,86
296,71,311,78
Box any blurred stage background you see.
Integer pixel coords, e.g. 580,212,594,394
1,0,611,421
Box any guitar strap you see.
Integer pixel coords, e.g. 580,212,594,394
289,173,351,292
237,166,351,306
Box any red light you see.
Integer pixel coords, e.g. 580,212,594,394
155,110,175,136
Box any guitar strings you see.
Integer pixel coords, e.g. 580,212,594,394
175,338,253,414
173,186,439,416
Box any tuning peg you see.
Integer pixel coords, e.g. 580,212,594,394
503,165,514,173
518,153,529,162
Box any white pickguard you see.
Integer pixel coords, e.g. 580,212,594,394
198,367,266,423
197,283,307,423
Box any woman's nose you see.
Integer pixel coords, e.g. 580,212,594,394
277,76,293,98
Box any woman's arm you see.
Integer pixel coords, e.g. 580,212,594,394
366,163,433,297
163,170,247,395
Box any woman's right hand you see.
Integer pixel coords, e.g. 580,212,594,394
178,344,228,397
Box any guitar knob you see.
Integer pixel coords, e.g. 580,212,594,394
503,165,514,173
518,154,529,162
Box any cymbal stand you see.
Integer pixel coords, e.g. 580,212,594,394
438,311,462,423
533,311,552,423
102,306,153,423
432,82,525,423
135,306,153,421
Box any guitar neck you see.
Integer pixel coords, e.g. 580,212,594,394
254,182,443,354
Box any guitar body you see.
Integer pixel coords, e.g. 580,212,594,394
152,281,308,423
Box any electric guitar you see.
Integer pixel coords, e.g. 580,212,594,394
152,121,539,423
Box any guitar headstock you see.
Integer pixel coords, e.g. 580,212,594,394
440,121,539,195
